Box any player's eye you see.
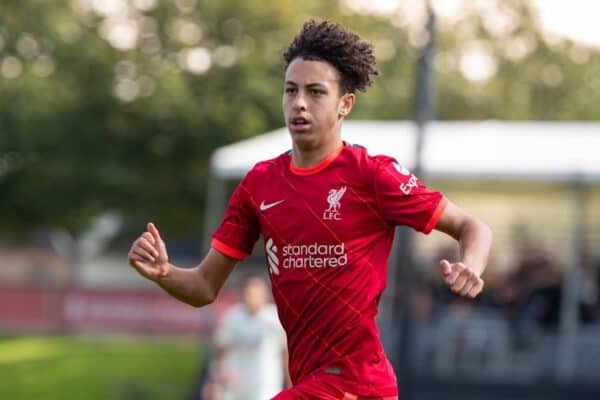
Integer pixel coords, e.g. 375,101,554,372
285,87,297,95
310,89,324,96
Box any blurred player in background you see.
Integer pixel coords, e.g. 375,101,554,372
129,19,492,399
207,276,288,400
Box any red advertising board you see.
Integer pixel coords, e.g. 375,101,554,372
0,285,237,335
0,285,52,330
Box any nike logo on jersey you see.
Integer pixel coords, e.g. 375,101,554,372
260,199,285,211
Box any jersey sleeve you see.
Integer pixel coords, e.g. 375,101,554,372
374,157,447,234
211,177,260,260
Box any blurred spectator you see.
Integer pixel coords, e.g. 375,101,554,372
512,247,562,329
478,269,517,313
203,276,288,400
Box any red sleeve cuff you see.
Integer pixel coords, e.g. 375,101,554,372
211,238,250,260
423,196,448,234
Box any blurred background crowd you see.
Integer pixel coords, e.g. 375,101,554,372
1,0,599,399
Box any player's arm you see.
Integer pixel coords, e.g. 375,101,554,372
128,222,237,307
282,346,292,388
434,200,492,298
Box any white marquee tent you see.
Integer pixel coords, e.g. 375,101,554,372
209,120,600,181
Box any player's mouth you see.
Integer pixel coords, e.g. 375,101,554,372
290,116,311,133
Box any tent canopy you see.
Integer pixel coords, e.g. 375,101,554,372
210,121,600,182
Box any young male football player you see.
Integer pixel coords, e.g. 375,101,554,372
128,19,492,400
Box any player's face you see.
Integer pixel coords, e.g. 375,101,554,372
243,278,268,314
283,59,354,151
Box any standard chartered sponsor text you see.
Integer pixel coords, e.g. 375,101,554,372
281,242,348,269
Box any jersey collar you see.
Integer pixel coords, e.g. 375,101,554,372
289,143,345,176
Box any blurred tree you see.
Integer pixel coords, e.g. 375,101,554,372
0,0,598,237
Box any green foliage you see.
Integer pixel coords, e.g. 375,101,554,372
0,0,598,235
0,335,202,399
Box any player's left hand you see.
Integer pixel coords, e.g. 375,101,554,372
438,259,484,298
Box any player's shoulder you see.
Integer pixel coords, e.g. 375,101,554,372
342,143,399,171
243,151,290,182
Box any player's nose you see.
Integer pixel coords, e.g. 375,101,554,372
292,92,307,111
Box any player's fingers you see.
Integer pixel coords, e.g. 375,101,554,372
451,270,469,293
129,255,147,269
131,246,156,262
459,279,475,297
129,252,158,267
142,231,155,246
148,222,163,245
128,253,146,266
128,245,139,264
148,222,168,257
457,268,479,296
468,279,485,298
439,259,452,276
445,262,464,285
138,238,159,258
131,260,160,280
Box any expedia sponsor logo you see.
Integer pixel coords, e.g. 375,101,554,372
400,175,418,195
393,162,418,194
264,238,348,273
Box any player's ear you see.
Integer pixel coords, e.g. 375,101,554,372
338,92,355,119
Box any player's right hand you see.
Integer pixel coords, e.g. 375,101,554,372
128,222,170,281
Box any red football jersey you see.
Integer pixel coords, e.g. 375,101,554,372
212,143,447,397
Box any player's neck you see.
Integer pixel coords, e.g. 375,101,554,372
292,138,343,169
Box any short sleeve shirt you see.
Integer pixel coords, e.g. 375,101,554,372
212,144,446,397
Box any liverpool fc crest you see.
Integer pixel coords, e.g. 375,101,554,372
323,186,347,221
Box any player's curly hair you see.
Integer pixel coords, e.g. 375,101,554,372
283,19,379,94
